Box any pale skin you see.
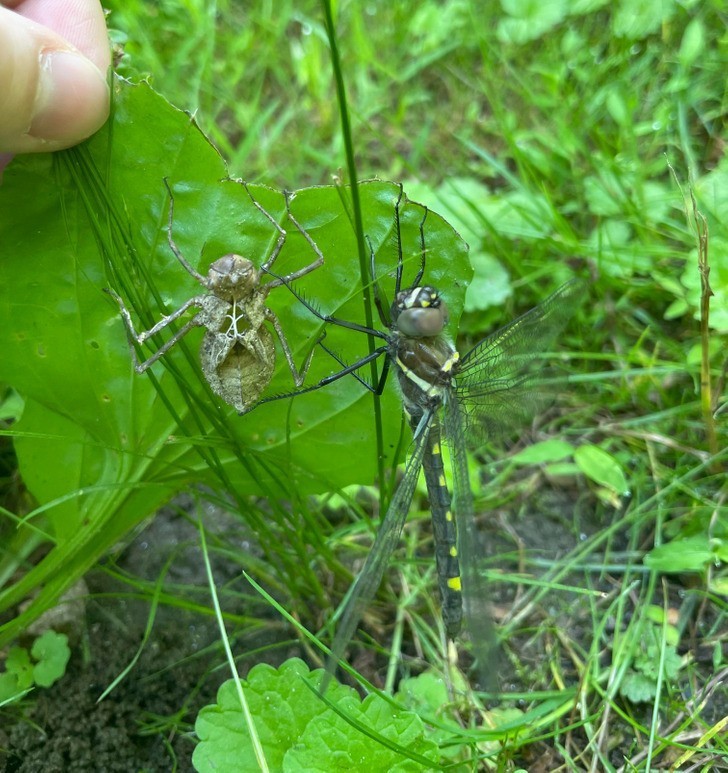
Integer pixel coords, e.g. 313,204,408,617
0,0,110,171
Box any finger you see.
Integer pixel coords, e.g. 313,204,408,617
0,6,109,153
1,0,111,73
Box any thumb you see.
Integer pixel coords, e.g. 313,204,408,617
0,7,109,154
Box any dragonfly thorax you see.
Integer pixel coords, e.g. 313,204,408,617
206,254,260,302
393,331,459,417
392,286,449,338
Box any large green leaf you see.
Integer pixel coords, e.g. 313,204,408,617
0,77,471,640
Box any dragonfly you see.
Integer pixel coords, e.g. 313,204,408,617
265,187,585,680
106,180,324,414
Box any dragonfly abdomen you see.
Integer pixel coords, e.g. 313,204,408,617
420,420,463,639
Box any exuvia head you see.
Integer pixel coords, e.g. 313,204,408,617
392,286,449,337
206,254,259,299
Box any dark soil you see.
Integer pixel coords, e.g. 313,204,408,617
0,502,276,773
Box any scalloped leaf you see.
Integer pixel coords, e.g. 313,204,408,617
193,658,438,772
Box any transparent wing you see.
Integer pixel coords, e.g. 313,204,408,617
324,411,433,685
443,393,498,689
455,278,586,442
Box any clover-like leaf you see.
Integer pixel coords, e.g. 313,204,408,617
0,672,24,704
5,646,34,690
30,630,71,688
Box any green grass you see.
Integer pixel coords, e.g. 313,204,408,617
1,0,726,769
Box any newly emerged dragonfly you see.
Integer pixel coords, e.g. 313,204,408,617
106,180,324,413
266,187,585,681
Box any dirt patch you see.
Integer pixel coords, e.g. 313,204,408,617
0,502,273,772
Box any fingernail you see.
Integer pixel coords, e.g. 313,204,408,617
30,50,109,142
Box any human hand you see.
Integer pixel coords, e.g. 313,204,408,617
0,0,110,163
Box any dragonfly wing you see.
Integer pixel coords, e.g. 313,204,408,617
324,411,433,686
444,394,498,689
455,278,586,442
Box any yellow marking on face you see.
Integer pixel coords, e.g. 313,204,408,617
449,546,457,557
447,577,462,592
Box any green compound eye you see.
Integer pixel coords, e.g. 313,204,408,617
395,289,449,337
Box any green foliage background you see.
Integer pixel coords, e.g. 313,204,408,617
0,0,726,768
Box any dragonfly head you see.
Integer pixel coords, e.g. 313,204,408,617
393,286,449,337
206,254,260,300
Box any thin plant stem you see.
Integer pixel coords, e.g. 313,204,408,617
199,512,269,773
320,0,386,502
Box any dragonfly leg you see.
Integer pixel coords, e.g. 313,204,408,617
412,204,428,290
265,191,325,286
264,307,321,387
262,267,388,340
162,178,208,286
104,288,204,373
257,343,389,406
241,182,287,276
